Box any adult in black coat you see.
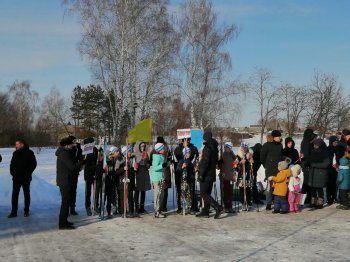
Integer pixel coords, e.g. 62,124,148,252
327,135,338,205
8,139,37,218
308,139,330,209
335,129,350,165
68,135,83,215
300,128,317,200
251,143,263,204
260,130,283,210
196,131,222,219
282,137,299,165
56,137,85,229
174,138,199,213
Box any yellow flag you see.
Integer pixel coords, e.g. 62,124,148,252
127,117,152,144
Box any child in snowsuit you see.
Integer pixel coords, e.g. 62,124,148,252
336,157,350,210
268,161,291,214
288,164,302,213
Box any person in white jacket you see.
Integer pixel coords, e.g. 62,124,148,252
288,164,302,213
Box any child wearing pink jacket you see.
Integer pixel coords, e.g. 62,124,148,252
288,164,302,213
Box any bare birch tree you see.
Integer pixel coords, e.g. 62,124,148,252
177,0,238,129
248,68,278,143
65,0,177,143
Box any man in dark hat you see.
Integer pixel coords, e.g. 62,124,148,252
260,130,283,210
196,131,223,219
8,139,37,218
56,137,85,229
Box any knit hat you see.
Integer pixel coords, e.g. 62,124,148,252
121,145,132,156
155,143,165,153
83,137,94,144
342,129,350,136
313,138,324,147
278,161,288,171
290,164,301,178
271,130,282,138
109,146,120,155
203,131,212,141
224,142,233,150
182,147,191,156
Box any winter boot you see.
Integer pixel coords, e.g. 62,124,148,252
86,207,92,216
265,204,272,211
316,198,324,209
310,197,316,209
70,208,78,216
196,210,210,218
214,205,223,219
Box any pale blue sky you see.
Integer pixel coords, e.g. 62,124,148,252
0,0,349,126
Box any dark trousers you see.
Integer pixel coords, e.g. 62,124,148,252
327,167,338,203
190,179,198,211
85,179,94,208
69,174,78,209
160,188,168,211
120,188,135,214
59,185,71,226
223,180,233,209
311,187,324,199
339,189,350,206
134,190,146,210
11,180,31,214
200,181,219,213
175,173,182,209
239,186,252,205
274,195,288,212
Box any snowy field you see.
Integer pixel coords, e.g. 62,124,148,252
1,137,350,261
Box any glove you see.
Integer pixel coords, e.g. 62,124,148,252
162,163,167,168
267,176,273,181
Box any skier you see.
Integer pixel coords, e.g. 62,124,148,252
196,131,223,219
105,149,117,218
134,141,151,214
56,137,85,229
151,143,168,218
237,143,253,209
260,130,283,210
8,139,37,218
83,137,98,216
176,147,196,215
174,138,199,213
218,142,236,213
115,146,136,217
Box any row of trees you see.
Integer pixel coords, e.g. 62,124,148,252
1,0,348,146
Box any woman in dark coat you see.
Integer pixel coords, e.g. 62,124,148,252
134,140,151,214
251,143,263,204
282,137,299,165
308,139,330,209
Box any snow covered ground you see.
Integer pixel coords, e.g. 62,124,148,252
1,137,350,261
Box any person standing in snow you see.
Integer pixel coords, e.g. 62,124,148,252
327,135,339,205
336,156,350,210
288,164,302,213
218,142,236,213
68,135,83,216
251,143,263,204
260,130,283,210
151,143,168,218
282,137,299,165
308,138,330,209
83,137,98,216
134,141,151,214
196,131,223,219
56,137,85,229
8,139,37,218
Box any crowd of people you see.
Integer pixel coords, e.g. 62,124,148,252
3,128,350,230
